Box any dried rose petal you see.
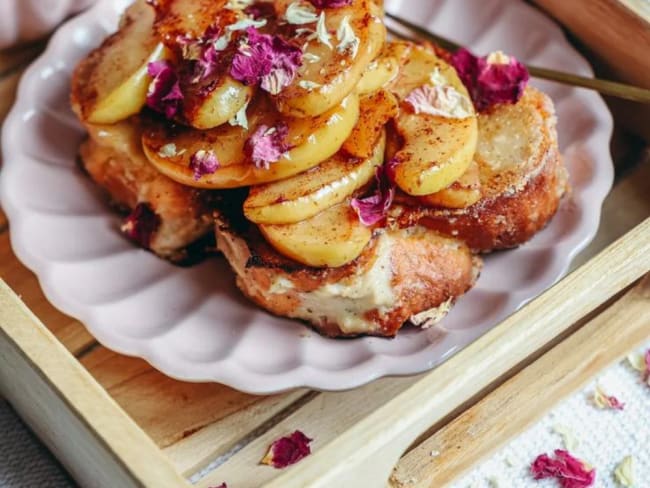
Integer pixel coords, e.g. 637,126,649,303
351,163,395,226
120,203,161,249
645,349,650,384
593,384,625,410
246,123,290,169
531,449,595,488
261,431,313,469
451,48,529,112
309,0,352,7
405,84,473,118
209,484,227,488
245,2,277,19
189,150,220,180
231,27,302,94
177,25,226,81
146,60,183,119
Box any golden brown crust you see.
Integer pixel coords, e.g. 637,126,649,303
216,205,480,337
390,88,568,252
79,119,215,260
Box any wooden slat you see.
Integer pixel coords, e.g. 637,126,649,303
533,0,650,89
197,375,423,488
0,280,191,488
0,233,95,355
391,274,650,487
79,346,306,475
164,389,310,476
259,219,649,488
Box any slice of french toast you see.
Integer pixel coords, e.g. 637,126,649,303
79,118,215,260
391,87,568,252
215,194,481,337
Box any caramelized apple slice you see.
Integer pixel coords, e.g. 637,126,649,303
388,42,479,196
142,94,360,188
273,0,386,117
356,55,399,95
245,131,385,225
259,200,372,268
418,160,481,208
342,89,397,159
71,0,169,124
152,0,252,129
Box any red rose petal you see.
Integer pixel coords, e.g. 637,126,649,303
261,430,313,469
451,48,529,112
644,349,650,383
246,123,290,169
231,27,302,94
146,60,184,119
607,395,625,410
351,163,395,226
309,0,353,7
189,150,220,180
245,2,277,20
120,203,161,249
531,450,595,488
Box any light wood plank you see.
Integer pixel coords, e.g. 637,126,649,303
164,389,309,476
533,0,650,89
0,280,191,488
0,233,95,355
258,218,649,488
81,346,308,477
80,346,303,451
197,375,423,488
391,274,650,487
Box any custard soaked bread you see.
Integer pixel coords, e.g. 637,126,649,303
216,195,480,337
79,119,215,260
392,87,568,252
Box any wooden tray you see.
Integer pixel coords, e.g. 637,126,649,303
1,10,650,488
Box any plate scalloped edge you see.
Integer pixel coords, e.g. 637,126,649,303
0,0,614,394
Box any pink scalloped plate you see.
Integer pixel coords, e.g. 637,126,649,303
0,0,613,393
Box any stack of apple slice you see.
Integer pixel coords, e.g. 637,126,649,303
72,0,484,268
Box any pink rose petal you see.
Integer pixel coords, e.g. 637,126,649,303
531,450,595,488
231,27,302,94
246,123,290,169
177,25,225,81
120,203,161,249
261,431,313,469
451,48,529,112
245,2,277,20
189,150,220,180
351,163,395,226
146,60,183,119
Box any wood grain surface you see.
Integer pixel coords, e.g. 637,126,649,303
533,0,650,88
0,6,648,487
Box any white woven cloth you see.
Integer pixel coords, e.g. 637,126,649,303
451,344,650,488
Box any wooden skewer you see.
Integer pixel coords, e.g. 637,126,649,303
385,12,650,104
